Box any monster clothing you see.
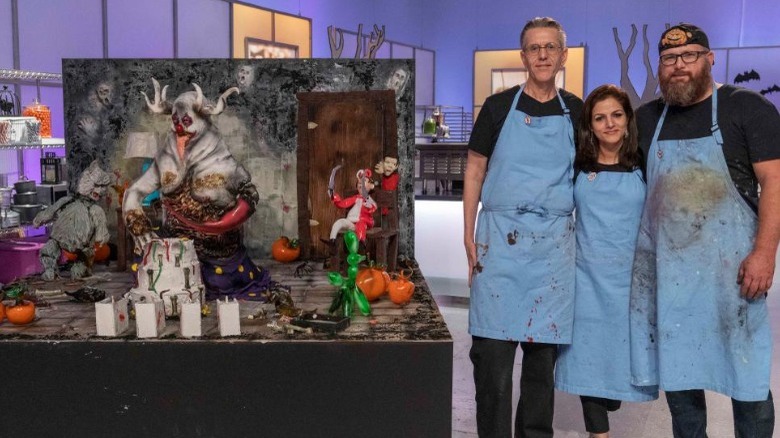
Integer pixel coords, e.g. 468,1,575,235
469,85,583,161
636,84,780,211
162,175,271,300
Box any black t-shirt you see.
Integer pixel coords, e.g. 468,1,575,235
574,159,645,183
637,84,780,211
469,85,584,160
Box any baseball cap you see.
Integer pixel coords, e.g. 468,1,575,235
658,23,710,52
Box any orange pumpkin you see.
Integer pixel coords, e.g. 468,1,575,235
5,300,35,325
94,242,110,262
356,266,391,301
388,269,415,305
0,301,5,323
63,242,110,263
271,236,300,263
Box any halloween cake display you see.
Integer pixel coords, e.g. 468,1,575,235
125,237,204,317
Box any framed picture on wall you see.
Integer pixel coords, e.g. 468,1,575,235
245,38,299,59
491,68,565,94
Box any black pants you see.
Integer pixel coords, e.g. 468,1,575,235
666,389,775,438
470,336,558,438
580,396,621,434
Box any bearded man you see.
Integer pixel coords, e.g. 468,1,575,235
631,23,780,437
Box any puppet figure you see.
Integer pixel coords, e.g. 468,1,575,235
374,156,399,216
374,156,399,191
33,160,111,281
328,167,377,242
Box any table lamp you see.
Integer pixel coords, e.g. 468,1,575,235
125,132,160,206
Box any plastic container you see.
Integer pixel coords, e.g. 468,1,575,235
0,240,45,283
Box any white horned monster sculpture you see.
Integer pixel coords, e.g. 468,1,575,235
33,160,111,280
123,79,271,301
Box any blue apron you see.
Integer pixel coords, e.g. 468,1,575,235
469,85,576,343
629,84,772,401
556,169,658,401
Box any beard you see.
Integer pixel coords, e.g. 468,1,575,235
659,63,712,106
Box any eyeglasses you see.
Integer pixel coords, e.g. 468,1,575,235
659,50,709,66
523,43,563,56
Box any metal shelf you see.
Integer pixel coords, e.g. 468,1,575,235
0,70,65,178
0,68,62,103
0,69,62,82
415,105,473,143
0,137,65,150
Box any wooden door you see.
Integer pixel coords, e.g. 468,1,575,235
296,90,398,259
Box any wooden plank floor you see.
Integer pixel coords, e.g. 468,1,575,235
0,259,452,342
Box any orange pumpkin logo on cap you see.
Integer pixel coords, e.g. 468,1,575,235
661,28,692,47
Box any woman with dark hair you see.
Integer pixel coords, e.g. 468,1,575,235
555,84,658,437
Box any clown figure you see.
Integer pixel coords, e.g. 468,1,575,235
328,168,377,242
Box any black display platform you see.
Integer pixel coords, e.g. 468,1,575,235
0,262,452,438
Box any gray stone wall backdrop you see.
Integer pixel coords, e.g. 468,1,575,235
62,59,415,259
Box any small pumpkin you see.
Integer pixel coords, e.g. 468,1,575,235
63,242,110,263
5,300,35,325
356,265,391,302
94,242,110,262
271,236,301,263
388,269,415,305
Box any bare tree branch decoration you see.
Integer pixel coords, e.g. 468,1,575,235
613,25,641,108
354,23,364,59
328,25,344,59
639,24,662,104
328,24,387,59
613,24,666,108
366,25,386,59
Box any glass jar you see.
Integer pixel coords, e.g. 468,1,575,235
22,99,51,138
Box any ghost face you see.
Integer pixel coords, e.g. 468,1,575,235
236,65,255,89
386,68,408,94
96,83,113,108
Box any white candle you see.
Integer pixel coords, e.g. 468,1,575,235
135,299,166,338
180,301,202,338
95,296,129,337
217,298,241,337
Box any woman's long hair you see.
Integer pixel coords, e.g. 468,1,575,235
575,84,640,170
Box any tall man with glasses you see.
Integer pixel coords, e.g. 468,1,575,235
631,23,780,437
464,16,582,437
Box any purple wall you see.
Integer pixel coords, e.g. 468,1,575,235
426,0,780,110
2,0,780,184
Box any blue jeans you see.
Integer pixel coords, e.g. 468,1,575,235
666,390,775,438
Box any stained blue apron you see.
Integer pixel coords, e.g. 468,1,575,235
469,85,576,343
629,84,772,401
556,168,658,401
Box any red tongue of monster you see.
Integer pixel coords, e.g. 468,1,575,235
175,127,193,160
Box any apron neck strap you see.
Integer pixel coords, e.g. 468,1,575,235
710,82,723,145
652,82,722,146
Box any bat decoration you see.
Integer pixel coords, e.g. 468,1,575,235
760,84,780,95
734,69,760,83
